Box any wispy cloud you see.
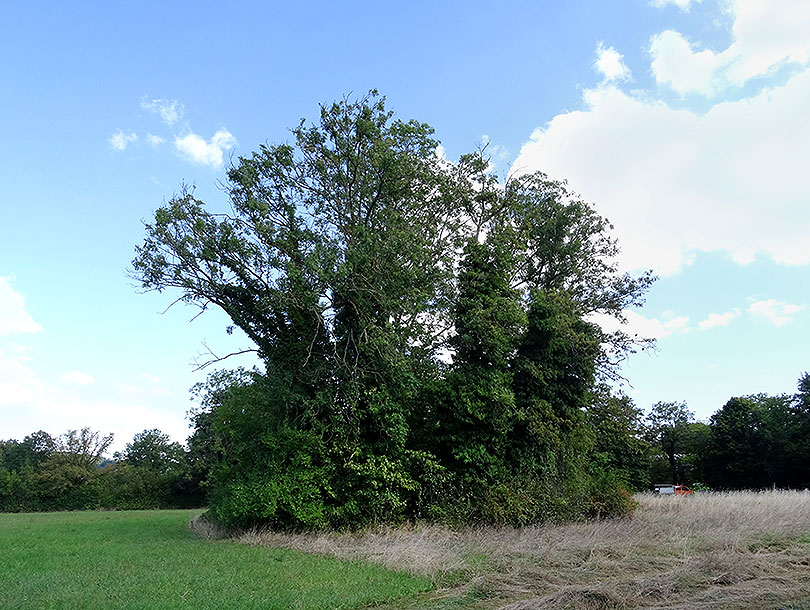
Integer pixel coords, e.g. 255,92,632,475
174,128,237,168
0,353,186,453
698,309,740,330
748,299,807,326
145,133,165,147
0,277,43,335
108,129,138,151
141,97,184,126
61,371,95,385
649,0,700,11
591,310,690,340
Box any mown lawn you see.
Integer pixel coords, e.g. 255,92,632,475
0,510,431,610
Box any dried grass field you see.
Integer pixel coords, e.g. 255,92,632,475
240,490,810,610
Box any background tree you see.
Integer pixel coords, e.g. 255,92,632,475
645,401,696,483
57,428,114,469
707,396,771,489
586,386,650,491
0,431,56,472
117,429,184,474
706,391,806,490
789,372,810,487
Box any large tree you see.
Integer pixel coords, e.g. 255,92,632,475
134,92,652,528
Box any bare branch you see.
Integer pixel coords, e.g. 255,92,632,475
192,340,259,371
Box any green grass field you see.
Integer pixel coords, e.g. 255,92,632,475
0,510,431,610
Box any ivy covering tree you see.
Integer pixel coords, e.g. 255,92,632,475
132,91,654,529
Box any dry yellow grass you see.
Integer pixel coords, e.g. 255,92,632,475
237,490,810,609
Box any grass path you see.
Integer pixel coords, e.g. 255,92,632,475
0,510,431,610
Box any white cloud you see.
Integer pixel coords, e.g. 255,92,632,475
591,310,690,340
141,98,184,125
650,30,727,95
650,1,810,96
748,299,807,325
0,353,188,452
698,308,740,330
0,349,42,406
174,128,237,168
595,43,631,82
146,133,165,147
0,277,43,335
650,0,699,10
108,129,138,151
512,63,810,275
61,371,95,385
724,0,810,85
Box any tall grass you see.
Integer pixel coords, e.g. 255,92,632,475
240,490,810,609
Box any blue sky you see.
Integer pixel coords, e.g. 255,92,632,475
2,0,808,451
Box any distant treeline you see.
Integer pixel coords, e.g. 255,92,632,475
593,371,810,491
0,428,207,512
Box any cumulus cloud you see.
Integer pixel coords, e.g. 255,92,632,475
594,43,631,82
60,371,95,385
724,0,810,85
141,97,185,125
108,129,138,151
650,1,810,96
650,30,727,95
649,0,699,10
512,19,810,275
698,308,740,330
174,128,237,168
0,277,43,335
748,299,807,325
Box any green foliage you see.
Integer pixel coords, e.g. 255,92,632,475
586,469,639,519
117,428,185,474
586,386,651,491
0,426,205,513
57,427,114,469
645,401,699,484
134,92,656,529
707,390,810,490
